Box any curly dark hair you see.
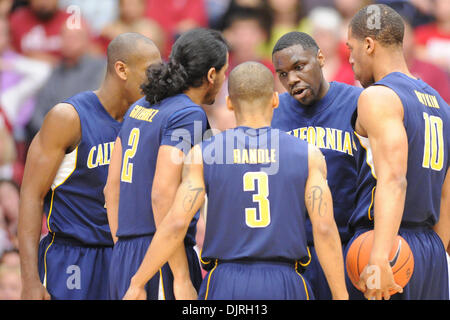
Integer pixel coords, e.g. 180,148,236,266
141,28,229,105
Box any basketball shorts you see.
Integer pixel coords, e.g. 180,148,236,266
38,233,113,300
344,226,449,300
108,234,203,300
198,260,314,300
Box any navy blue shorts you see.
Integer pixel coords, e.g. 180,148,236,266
38,233,113,300
109,235,202,300
344,227,449,300
198,260,314,300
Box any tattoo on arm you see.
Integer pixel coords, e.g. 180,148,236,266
182,180,204,213
307,186,327,217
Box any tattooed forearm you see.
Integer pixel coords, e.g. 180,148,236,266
182,180,204,213
306,185,327,217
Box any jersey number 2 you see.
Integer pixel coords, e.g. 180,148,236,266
243,172,271,228
121,128,140,183
422,113,444,171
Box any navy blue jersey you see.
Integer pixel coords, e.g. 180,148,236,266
349,72,450,230
43,91,121,246
200,126,310,263
272,81,362,244
116,94,208,244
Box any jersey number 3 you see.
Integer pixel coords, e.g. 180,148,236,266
243,172,271,228
422,113,444,171
121,128,140,183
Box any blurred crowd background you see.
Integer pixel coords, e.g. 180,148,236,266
0,0,449,299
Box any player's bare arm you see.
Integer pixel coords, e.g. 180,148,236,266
305,144,348,300
434,169,450,250
355,86,407,300
104,136,122,244
18,103,81,300
123,145,205,300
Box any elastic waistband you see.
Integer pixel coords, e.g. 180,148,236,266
354,223,431,234
117,233,196,247
49,233,114,248
217,258,296,268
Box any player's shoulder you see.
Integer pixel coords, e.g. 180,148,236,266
331,81,363,102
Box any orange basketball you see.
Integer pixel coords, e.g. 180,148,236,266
346,230,414,295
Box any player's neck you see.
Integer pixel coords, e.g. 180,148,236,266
235,114,271,129
184,86,208,105
95,79,130,121
373,49,414,82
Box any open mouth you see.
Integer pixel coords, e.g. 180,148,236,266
292,87,309,99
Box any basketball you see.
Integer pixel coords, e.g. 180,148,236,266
346,230,414,295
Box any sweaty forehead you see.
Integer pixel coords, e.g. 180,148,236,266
273,45,314,70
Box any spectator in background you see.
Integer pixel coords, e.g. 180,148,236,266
0,111,16,183
0,180,19,250
0,265,21,300
377,0,434,28
59,0,119,36
403,17,450,102
309,7,356,85
27,21,106,140
100,0,165,55
414,0,450,74
0,17,50,184
334,0,372,62
8,0,71,66
145,0,208,58
264,0,311,60
0,249,19,267
0,0,12,18
203,6,275,132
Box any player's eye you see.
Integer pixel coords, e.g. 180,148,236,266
278,72,287,79
295,65,304,71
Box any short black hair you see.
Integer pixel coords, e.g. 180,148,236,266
228,61,274,106
349,4,404,46
142,28,229,105
272,31,319,56
106,32,158,73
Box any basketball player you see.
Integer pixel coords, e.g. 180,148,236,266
121,61,348,300
104,28,229,300
346,4,450,300
18,33,161,300
271,31,362,299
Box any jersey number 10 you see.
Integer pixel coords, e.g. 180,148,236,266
422,113,444,171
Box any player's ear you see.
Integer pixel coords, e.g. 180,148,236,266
226,96,234,111
365,37,375,55
207,67,217,86
272,92,279,109
317,49,325,68
115,61,128,81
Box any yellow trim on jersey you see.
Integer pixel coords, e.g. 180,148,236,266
298,247,311,267
47,146,78,233
295,261,310,300
354,131,377,180
43,233,55,288
204,259,218,300
159,269,166,300
199,248,211,265
51,146,79,190
46,191,55,233
368,186,376,221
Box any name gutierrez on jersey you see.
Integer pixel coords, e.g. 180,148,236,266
87,142,115,168
287,126,356,155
